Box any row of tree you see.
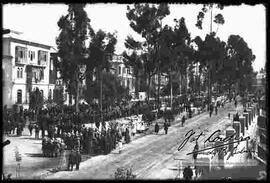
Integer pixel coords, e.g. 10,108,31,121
55,4,129,112
122,3,256,110
54,3,256,113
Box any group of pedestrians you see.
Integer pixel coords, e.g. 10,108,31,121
154,121,170,135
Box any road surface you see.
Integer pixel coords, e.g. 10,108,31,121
45,102,241,179
3,102,242,179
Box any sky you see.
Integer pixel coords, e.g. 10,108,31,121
2,3,266,71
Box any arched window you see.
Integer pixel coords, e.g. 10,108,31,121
17,89,22,104
20,68,23,78
17,67,23,78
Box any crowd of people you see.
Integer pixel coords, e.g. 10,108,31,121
3,96,210,172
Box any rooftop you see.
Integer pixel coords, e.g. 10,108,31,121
3,28,54,50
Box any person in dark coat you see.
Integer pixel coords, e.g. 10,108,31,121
215,105,218,115
164,122,168,135
154,122,159,134
234,99,237,108
183,166,193,180
181,115,185,127
28,123,33,136
209,104,213,117
125,128,131,144
67,149,82,171
34,124,39,139
234,112,240,121
101,132,106,154
193,141,199,164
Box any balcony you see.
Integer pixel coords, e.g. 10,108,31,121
15,57,27,65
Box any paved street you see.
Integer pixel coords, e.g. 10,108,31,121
40,102,240,179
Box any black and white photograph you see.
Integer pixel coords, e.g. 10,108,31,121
2,2,267,180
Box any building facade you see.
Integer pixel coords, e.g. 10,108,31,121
2,32,55,109
252,69,266,95
108,54,135,97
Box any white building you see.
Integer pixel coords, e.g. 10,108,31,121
109,54,135,97
2,30,55,109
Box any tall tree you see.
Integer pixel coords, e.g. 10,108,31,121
56,4,93,112
122,35,143,98
158,18,193,105
195,3,225,108
29,88,43,120
86,72,128,108
126,3,170,109
85,29,117,114
226,35,256,94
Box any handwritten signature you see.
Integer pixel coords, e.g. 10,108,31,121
178,129,257,160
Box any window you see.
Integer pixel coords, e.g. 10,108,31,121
17,89,22,104
17,67,23,78
15,46,27,63
122,67,125,74
38,50,48,65
28,51,35,61
40,69,44,80
127,68,130,75
17,68,20,78
118,66,121,75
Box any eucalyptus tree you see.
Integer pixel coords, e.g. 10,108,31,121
122,35,144,98
195,3,225,107
29,88,43,120
56,4,93,112
226,35,256,95
158,17,194,107
126,3,170,109
85,29,117,110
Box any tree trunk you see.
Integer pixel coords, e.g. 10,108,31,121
199,73,201,96
157,70,161,112
75,69,80,113
135,70,139,98
147,73,151,102
208,68,211,111
100,68,103,124
170,73,173,108
179,73,182,96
